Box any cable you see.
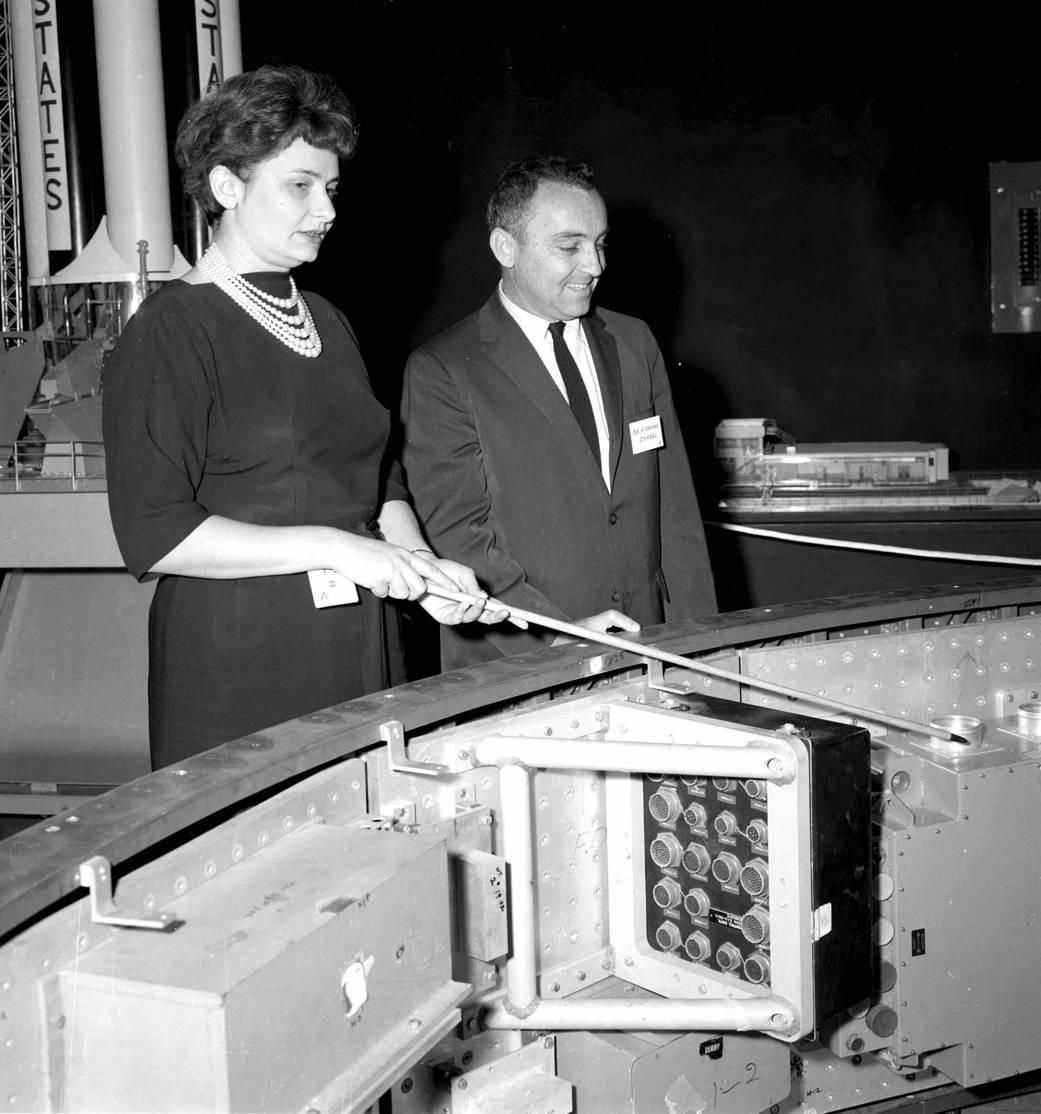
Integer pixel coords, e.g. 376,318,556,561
705,521,1041,566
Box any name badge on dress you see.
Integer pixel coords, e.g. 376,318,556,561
629,415,664,454
307,569,359,608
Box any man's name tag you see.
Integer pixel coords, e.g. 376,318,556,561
307,569,359,608
629,414,664,454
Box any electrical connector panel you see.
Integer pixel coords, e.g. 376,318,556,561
602,696,871,1036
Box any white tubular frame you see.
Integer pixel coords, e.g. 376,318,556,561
470,736,796,782
483,995,792,1032
469,708,804,1038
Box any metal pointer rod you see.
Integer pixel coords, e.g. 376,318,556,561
424,583,955,741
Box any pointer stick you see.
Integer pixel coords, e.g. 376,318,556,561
424,583,955,741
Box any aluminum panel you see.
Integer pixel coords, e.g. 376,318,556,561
44,824,464,1112
889,762,1041,1085
743,615,1041,734
556,1026,790,1114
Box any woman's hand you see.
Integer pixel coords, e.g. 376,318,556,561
326,532,520,627
325,532,434,600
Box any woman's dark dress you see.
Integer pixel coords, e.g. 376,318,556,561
103,276,405,769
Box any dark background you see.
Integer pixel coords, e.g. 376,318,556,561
232,8,1041,487
56,4,1041,485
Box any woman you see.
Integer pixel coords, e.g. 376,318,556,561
103,64,506,769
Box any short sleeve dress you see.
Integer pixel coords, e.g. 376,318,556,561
102,275,406,769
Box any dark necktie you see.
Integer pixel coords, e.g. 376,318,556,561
548,320,600,466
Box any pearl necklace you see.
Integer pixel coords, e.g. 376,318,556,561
196,243,322,358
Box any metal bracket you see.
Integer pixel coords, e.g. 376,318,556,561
644,657,699,695
77,856,174,930
381,719,448,777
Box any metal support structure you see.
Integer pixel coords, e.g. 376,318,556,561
482,996,795,1032
486,737,798,1034
5,573,1041,944
0,0,25,332
382,719,447,776
471,734,795,782
77,855,173,930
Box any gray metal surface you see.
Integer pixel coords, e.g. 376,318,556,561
6,575,1041,944
6,578,1041,1111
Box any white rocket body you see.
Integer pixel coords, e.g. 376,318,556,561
10,0,242,286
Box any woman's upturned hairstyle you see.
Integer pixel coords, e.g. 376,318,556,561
175,64,358,221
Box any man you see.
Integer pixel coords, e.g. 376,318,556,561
401,155,716,668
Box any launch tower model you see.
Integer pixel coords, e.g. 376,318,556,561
0,1,242,819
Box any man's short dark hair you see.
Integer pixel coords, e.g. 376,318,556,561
175,63,358,222
487,156,597,237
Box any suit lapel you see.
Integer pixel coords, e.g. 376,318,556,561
478,295,608,483
583,311,624,488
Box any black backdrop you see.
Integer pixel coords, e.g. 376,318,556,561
48,6,1041,479
230,9,1041,486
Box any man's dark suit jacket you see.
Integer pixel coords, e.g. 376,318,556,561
401,292,717,668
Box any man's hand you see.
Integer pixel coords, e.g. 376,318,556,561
413,554,527,628
552,609,640,644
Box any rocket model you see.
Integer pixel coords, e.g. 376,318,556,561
10,0,242,291
3,0,242,461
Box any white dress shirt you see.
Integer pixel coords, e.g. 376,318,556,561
498,283,612,490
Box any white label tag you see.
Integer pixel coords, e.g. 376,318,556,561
629,414,664,454
307,569,359,608
812,902,833,941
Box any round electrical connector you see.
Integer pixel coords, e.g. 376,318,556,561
741,904,770,945
712,778,737,794
746,819,769,847
740,857,769,899
873,917,895,946
744,951,771,984
879,961,898,994
744,778,767,800
866,1004,899,1038
683,802,707,830
713,810,739,838
655,920,682,951
650,832,683,869
682,842,711,876
716,941,743,972
873,871,894,901
652,876,683,910
711,851,742,886
648,786,681,824
684,930,711,961
683,887,711,918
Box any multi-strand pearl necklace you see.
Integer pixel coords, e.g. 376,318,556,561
196,242,323,358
